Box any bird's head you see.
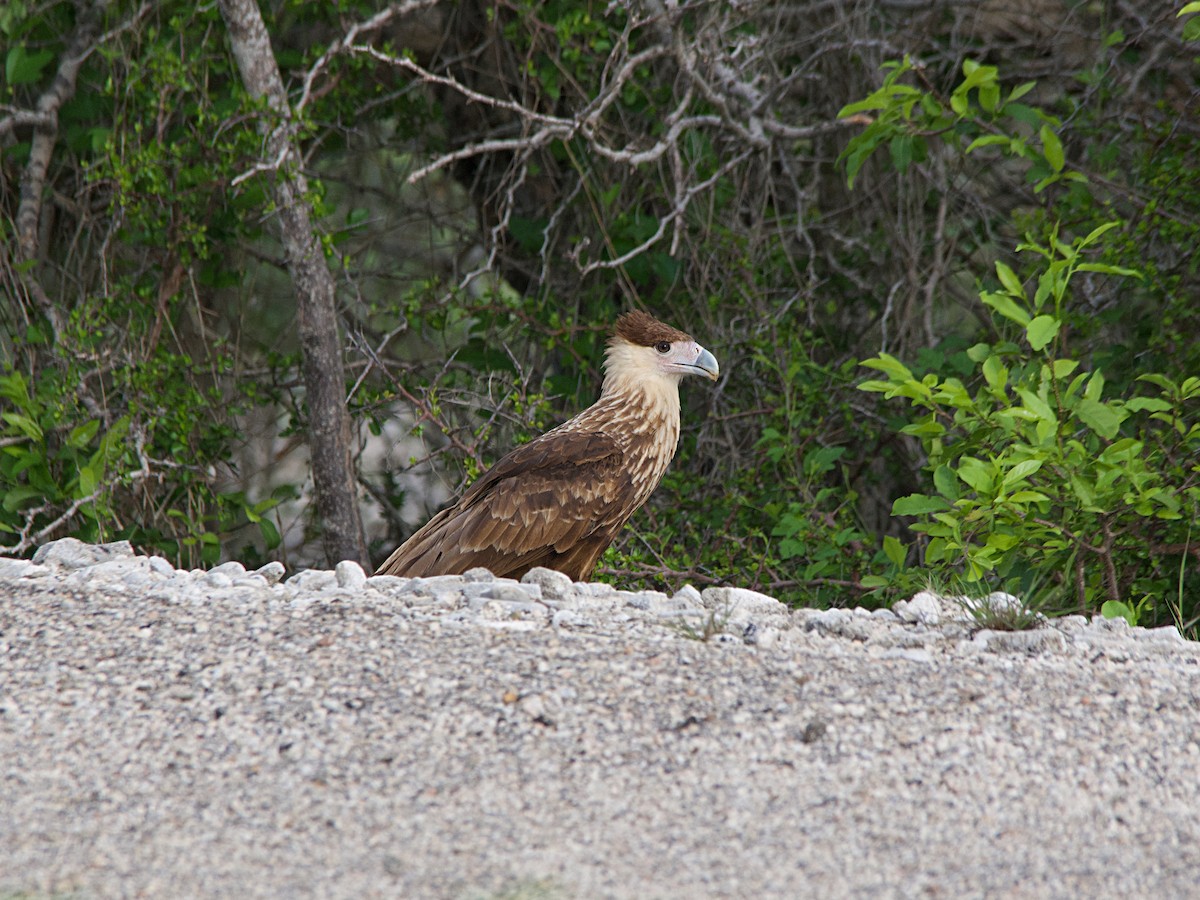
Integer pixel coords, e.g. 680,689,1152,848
602,311,720,397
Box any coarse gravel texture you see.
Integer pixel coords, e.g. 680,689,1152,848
2,538,1199,899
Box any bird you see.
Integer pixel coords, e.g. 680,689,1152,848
375,310,720,582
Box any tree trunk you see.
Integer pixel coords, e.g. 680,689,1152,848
217,0,367,567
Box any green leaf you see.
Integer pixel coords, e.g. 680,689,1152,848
1075,262,1141,278
892,494,950,516
803,445,846,477
838,85,918,117
979,82,1000,113
1003,458,1044,487
985,532,1019,551
1125,397,1172,413
956,457,995,494
2,486,43,511
1008,490,1050,503
1137,373,1176,393
257,517,281,549
67,420,101,449
1032,173,1061,194
982,355,1007,392
889,135,912,171
78,464,98,498
1005,103,1044,128
1,412,42,441
1039,124,1064,172
0,370,31,405
1025,315,1060,351
1005,81,1037,104
981,291,1031,327
6,46,56,86
1076,398,1124,440
966,135,1011,154
882,535,907,570
1101,600,1136,626
860,353,915,381
995,262,1025,299
933,464,960,501
966,342,992,363
900,420,947,438
1016,388,1055,424
1079,221,1120,247
1052,359,1079,379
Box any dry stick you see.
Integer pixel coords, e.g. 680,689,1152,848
0,468,157,557
217,0,367,567
354,335,483,468
14,2,104,342
295,0,443,114
577,150,753,276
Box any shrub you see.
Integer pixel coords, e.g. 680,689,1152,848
859,225,1200,629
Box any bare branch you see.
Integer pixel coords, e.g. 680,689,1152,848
0,468,157,558
406,132,571,185
353,45,577,129
576,150,753,275
295,0,443,113
0,107,53,140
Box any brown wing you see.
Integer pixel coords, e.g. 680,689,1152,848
374,430,636,581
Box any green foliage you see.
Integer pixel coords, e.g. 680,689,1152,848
1180,3,1200,42
0,355,284,566
600,344,879,607
0,369,128,537
4,0,1197,597
839,56,1081,194
859,230,1200,624
0,1,293,565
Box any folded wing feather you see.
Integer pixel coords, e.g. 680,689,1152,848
375,430,636,580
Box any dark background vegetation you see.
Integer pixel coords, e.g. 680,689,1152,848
3,1,1198,629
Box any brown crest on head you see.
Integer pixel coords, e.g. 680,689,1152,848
613,310,692,347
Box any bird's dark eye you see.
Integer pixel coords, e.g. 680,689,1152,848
654,341,671,354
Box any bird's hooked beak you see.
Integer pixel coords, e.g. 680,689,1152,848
692,346,720,381
664,341,720,381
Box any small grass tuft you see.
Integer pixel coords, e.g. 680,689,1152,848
957,591,1045,632
666,605,733,642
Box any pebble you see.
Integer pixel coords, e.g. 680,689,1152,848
210,561,247,579
31,537,134,569
256,560,286,584
894,590,942,625
335,560,368,589
521,566,574,600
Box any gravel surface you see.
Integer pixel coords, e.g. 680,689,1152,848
2,538,1199,899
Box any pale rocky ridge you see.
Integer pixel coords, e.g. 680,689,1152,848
2,538,1198,898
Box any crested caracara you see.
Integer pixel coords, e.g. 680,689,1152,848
375,310,719,581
